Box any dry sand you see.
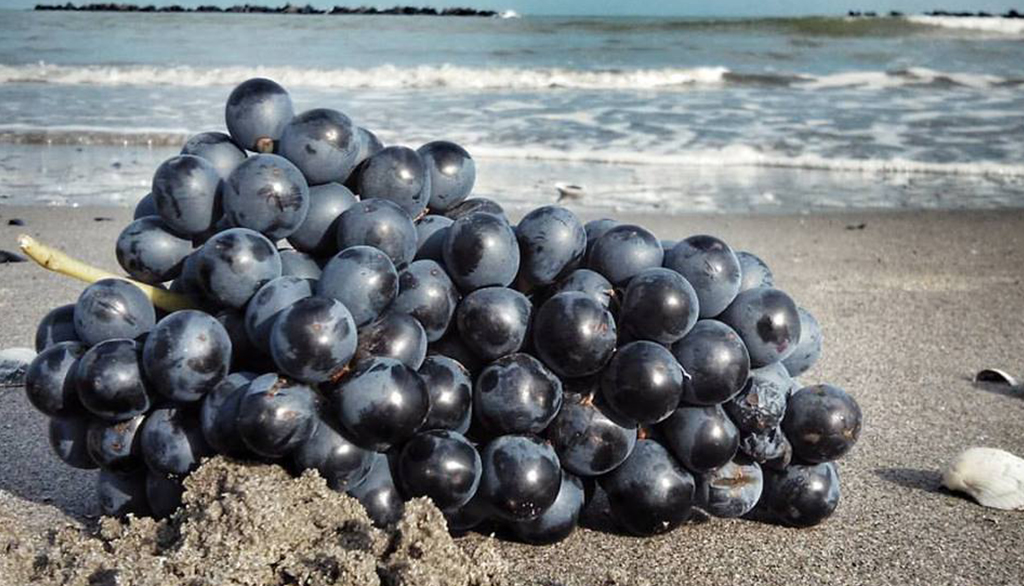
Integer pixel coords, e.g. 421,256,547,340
1,205,1023,586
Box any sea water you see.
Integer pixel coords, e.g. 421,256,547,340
1,11,1022,212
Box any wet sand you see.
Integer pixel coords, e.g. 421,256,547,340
1,205,1023,585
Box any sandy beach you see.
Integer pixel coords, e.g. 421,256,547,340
0,205,1022,585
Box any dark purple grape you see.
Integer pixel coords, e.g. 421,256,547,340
671,319,750,406
532,292,617,378
761,462,840,527
97,470,150,517
546,392,637,477
181,131,247,179
270,296,357,384
195,227,282,309
514,205,586,288
35,304,80,352
701,456,763,518
200,371,257,457
355,312,427,370
584,218,619,254
152,154,222,237
587,224,662,286
418,355,473,434
139,405,213,476
724,364,792,434
336,198,418,269
443,212,520,291
76,338,151,422
782,307,823,377
347,451,403,527
133,192,157,220
244,276,314,353
397,430,481,510
620,267,699,344
736,251,774,292
664,235,741,318
318,245,398,326
659,404,739,473
443,197,506,222
25,341,86,417
331,357,428,451
74,278,156,346
474,353,562,436
601,340,685,426
279,249,322,279
661,239,677,251
236,373,320,458
510,470,585,545
428,331,484,378
115,216,192,285
222,153,310,240
719,287,801,367
414,214,453,262
142,310,232,403
443,492,490,535
353,126,384,168
215,310,264,372
279,108,359,185
225,77,294,153
391,260,459,342
146,471,184,518
599,439,695,536
292,416,373,491
738,426,793,470
456,286,531,361
783,384,862,464
287,182,357,256
86,414,144,472
549,269,615,311
478,434,561,521
418,141,475,212
357,146,429,218
49,416,97,469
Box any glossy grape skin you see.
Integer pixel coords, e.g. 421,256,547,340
443,197,507,223
546,392,637,477
142,310,232,403
782,307,823,377
97,470,150,517
347,452,404,528
199,371,257,457
474,353,562,436
510,470,585,545
181,131,247,179
48,416,97,469
600,439,696,536
279,249,322,280
152,154,222,237
391,260,459,342
244,276,314,354
443,492,491,535
738,426,793,470
355,312,428,370
456,286,531,361
236,373,320,458
73,278,156,346
549,269,616,311
724,364,793,434
515,205,587,288
353,126,384,168
25,341,86,417
139,406,213,476
719,287,801,367
761,462,841,527
418,140,475,212
443,212,520,292
664,235,742,318
86,414,145,472
35,304,80,352
397,430,481,510
336,198,418,269
620,267,700,344
292,416,373,491
331,357,429,451
76,339,151,422
195,228,282,309
659,405,739,473
532,292,617,379
783,384,862,464
701,456,764,518
279,108,360,185
417,356,473,434
222,153,310,240
134,192,158,220
115,216,193,285
736,251,774,292
225,77,294,152
583,218,619,260
601,340,685,426
287,182,357,256
414,214,453,262
146,472,184,519
318,245,398,327
270,297,358,384
428,332,484,378
671,319,750,406
478,434,561,522
587,224,663,286
357,146,429,218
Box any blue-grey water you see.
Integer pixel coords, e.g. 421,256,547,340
1,10,1023,212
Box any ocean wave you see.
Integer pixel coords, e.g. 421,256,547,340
906,15,1024,35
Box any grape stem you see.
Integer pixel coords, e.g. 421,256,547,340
17,234,199,312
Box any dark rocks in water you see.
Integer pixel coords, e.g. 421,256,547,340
0,250,28,263
7,218,25,226
94,216,114,222
33,3,499,16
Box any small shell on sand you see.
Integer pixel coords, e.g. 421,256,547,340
942,447,1024,510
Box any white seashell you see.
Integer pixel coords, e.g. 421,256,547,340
554,182,585,202
942,447,1024,510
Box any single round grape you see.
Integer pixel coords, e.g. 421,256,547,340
357,146,429,218
336,198,418,269
49,415,97,469
600,439,695,536
762,462,841,527
620,267,699,344
35,304,80,352
515,205,586,288
143,310,231,403
287,182,357,255
702,456,764,518
347,451,403,528
738,425,793,470
200,371,257,458
353,126,384,168
181,131,247,179
442,197,506,223
718,287,801,367
583,218,619,259
601,340,684,426
97,470,150,517
671,319,750,406
418,140,475,212
391,259,459,342
414,214,453,263
133,192,158,220
152,154,222,237
443,212,520,291
474,353,562,436
664,235,741,318
86,414,145,473
478,434,561,522
195,227,282,309
417,356,472,434
25,341,86,417
659,404,739,473
76,338,151,422
222,153,310,240
279,249,322,279
510,470,585,545
115,216,193,285
318,245,398,327
74,278,156,346
236,373,320,458
724,364,793,434
270,297,358,384
355,311,428,370
139,405,212,476
279,108,360,185
225,77,294,152
244,276,314,354
546,392,637,477
331,357,428,451
292,416,373,491
782,307,823,377
587,224,663,286
783,384,862,464
549,269,616,311
397,430,481,510
532,292,617,378
146,471,184,519
736,250,774,292
455,286,531,361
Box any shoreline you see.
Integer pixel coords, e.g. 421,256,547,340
32,3,502,16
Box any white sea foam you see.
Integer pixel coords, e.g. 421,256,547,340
907,15,1024,35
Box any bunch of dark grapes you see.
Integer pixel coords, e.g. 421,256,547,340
24,78,861,542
